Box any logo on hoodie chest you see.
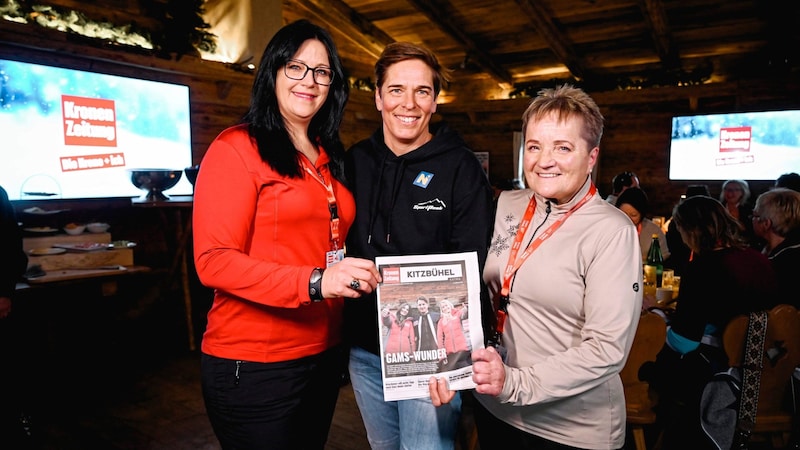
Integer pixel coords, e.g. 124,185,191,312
413,171,434,188
413,198,446,211
411,171,445,211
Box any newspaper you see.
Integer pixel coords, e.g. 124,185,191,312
375,251,484,401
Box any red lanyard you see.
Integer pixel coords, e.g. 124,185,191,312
494,183,597,335
302,162,341,250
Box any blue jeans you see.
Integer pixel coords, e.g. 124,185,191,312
348,346,462,450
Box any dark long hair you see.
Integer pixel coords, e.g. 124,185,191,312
241,19,349,180
672,195,746,253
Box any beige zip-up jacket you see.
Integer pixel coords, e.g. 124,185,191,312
477,179,643,449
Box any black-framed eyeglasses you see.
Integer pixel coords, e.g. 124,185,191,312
283,60,334,86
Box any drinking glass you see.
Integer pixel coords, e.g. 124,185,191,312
671,276,681,299
661,269,674,288
643,264,657,296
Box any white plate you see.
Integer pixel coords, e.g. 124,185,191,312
29,247,67,256
53,242,109,252
23,227,59,233
23,207,68,215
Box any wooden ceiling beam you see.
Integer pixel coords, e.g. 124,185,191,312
404,0,514,86
294,0,393,61
514,0,588,80
639,0,681,70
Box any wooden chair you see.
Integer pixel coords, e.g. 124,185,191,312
723,303,800,448
621,311,667,450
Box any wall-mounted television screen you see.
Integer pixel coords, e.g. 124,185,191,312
668,110,800,181
0,57,194,201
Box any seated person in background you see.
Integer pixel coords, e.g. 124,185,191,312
605,170,639,205
719,179,760,248
615,186,670,262
490,178,517,202
664,184,710,276
641,195,779,449
752,188,800,308
775,172,800,192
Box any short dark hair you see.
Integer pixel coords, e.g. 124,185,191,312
374,42,451,98
775,172,800,192
612,172,637,194
615,187,649,216
686,184,711,198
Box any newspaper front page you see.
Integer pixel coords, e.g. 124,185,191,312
375,251,484,401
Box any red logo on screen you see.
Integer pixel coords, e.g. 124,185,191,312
719,126,751,153
62,95,118,147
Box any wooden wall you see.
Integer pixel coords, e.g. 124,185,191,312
438,81,800,217
3,18,799,218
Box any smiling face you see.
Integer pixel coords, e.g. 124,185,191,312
399,304,410,316
522,112,598,204
275,39,330,130
375,59,437,155
416,298,429,314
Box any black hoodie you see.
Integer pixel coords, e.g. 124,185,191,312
343,123,494,355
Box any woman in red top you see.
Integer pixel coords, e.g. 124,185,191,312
436,299,470,371
192,20,380,450
382,302,415,353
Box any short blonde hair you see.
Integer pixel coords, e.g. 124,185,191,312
720,179,750,204
521,84,604,148
754,188,800,237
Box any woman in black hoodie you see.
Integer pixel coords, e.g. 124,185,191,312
343,42,493,449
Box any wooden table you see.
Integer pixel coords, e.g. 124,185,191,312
24,265,151,284
19,265,152,296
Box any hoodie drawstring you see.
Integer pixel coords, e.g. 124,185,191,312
366,153,388,244
366,154,407,245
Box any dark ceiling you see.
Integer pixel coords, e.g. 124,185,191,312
284,0,800,98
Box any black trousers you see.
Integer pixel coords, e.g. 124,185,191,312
201,346,346,450
473,399,618,450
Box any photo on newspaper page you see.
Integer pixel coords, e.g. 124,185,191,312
375,251,484,401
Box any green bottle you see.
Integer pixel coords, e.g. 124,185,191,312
646,234,664,287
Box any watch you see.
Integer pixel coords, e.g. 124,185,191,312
309,267,324,302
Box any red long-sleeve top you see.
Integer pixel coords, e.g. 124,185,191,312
383,314,415,353
437,312,469,354
193,125,355,363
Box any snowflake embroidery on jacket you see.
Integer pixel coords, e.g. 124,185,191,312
489,212,519,257
489,234,509,257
